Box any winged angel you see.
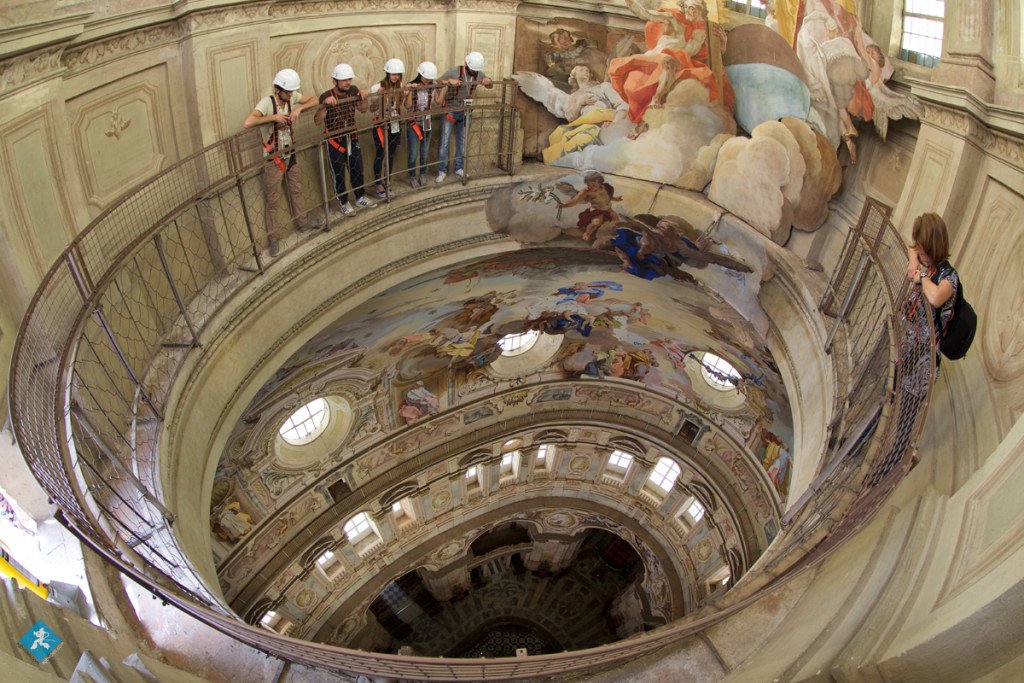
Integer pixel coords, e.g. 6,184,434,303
776,0,920,162
514,65,631,163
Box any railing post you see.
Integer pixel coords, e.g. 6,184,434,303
383,118,392,204
91,306,162,420
317,143,332,231
235,176,264,275
497,83,508,173
72,405,175,524
153,234,201,348
462,103,472,185
824,252,870,354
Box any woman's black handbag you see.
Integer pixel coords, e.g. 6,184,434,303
939,279,977,360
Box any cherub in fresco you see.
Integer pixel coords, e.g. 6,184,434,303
608,0,732,139
556,172,623,241
398,381,440,425
600,214,752,281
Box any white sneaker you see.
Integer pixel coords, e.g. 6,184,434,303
339,202,355,216
454,169,465,179
355,196,376,209
435,171,447,184
409,178,419,188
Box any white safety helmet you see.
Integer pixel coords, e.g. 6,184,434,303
416,61,438,80
331,63,356,81
465,51,485,71
384,58,405,75
273,68,301,91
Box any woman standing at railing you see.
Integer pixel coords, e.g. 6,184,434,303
404,62,444,187
371,58,406,199
906,212,975,364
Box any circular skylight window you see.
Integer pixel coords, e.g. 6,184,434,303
279,398,330,445
697,352,742,390
497,330,541,357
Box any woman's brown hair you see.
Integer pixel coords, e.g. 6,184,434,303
912,212,950,265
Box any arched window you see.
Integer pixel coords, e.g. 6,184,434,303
343,512,373,543
648,457,681,492
607,449,633,471
697,352,742,389
900,0,945,67
687,499,706,523
497,330,541,356
725,0,765,18
279,398,329,445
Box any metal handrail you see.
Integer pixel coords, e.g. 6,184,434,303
9,79,935,678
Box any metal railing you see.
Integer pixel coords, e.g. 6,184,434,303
10,81,522,610
9,79,935,678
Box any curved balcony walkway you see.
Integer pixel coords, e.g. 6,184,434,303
9,89,936,680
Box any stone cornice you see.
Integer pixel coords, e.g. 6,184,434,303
909,78,1024,171
0,0,524,89
62,22,186,71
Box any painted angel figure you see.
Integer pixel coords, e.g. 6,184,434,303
514,66,630,163
780,0,920,162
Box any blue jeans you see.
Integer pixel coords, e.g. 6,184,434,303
326,135,366,204
437,113,469,174
407,117,433,179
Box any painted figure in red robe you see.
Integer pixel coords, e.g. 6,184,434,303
608,0,733,139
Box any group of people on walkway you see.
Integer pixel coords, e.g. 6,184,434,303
243,53,494,256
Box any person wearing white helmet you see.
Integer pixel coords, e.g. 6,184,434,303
369,58,406,198
243,68,321,256
435,52,494,184
315,63,376,216
403,61,444,187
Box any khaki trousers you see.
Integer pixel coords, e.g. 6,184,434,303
261,155,303,240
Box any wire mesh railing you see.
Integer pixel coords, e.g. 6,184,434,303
9,85,935,677
10,81,522,611
773,197,935,566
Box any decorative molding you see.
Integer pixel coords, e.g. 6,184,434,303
186,4,271,32
0,46,63,94
920,104,1024,172
62,23,184,71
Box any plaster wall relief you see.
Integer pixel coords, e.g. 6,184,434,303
893,136,956,231
66,65,178,213
0,108,77,286
962,178,1024,432
935,430,1024,612
206,40,261,142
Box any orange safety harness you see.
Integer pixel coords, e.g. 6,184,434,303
373,84,402,146
324,86,349,154
262,94,293,173
409,85,431,141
